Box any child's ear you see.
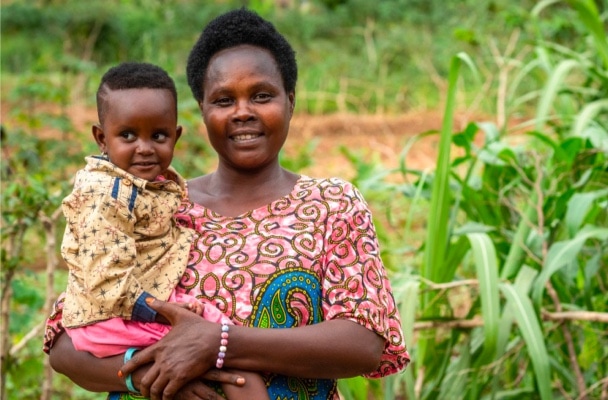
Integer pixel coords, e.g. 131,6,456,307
175,126,183,143
92,124,107,153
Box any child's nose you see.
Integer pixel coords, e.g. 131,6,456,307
137,141,154,154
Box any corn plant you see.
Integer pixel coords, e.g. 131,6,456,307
338,1,607,399
387,1,606,399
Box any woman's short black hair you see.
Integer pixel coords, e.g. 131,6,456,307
186,8,297,102
96,62,177,123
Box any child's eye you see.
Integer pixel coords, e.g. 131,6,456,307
120,131,136,140
153,132,169,141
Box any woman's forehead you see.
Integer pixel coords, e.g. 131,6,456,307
205,45,280,81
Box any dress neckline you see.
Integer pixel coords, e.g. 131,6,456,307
188,174,309,218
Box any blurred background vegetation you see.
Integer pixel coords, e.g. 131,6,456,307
3,0,597,115
1,0,607,399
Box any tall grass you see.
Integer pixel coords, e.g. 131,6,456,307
1,1,607,399
341,1,607,398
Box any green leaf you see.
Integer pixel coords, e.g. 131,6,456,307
338,376,369,400
535,59,580,131
572,99,608,137
419,53,477,371
502,191,539,280
466,232,500,363
499,283,552,400
438,339,471,398
565,189,608,237
565,0,608,69
532,225,608,308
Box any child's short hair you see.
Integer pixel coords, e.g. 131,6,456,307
186,8,297,102
96,62,178,123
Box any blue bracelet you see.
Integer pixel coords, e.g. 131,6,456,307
123,348,141,395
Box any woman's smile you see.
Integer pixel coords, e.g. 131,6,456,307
231,131,264,142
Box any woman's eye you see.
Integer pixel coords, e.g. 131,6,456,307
214,97,232,106
254,93,272,102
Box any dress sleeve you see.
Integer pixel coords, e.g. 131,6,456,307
62,189,154,327
321,183,410,377
43,292,66,354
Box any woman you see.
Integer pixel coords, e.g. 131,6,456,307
46,8,410,400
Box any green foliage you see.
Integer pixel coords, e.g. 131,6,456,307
2,0,589,114
2,0,607,399
1,71,79,399
345,1,606,398
334,0,607,398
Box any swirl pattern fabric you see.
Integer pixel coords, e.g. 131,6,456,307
174,176,409,399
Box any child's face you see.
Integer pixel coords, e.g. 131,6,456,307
93,88,181,181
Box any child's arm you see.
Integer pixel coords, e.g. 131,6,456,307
221,369,269,400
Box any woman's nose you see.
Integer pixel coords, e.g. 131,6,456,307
232,100,254,121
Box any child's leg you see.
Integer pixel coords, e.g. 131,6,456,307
66,318,170,358
221,370,270,400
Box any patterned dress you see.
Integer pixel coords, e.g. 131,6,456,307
44,175,410,400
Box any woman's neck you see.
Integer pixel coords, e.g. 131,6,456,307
189,165,299,217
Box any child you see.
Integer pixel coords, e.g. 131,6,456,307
60,62,268,399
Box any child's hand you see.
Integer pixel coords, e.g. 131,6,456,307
155,301,203,324
187,300,204,316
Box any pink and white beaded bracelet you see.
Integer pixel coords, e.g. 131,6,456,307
215,323,230,369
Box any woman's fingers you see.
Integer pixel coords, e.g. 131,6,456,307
202,368,246,386
119,298,220,398
119,298,193,377
147,296,192,326
119,345,154,379
174,380,225,400
138,365,160,398
148,373,175,400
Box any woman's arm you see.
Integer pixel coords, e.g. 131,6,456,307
122,298,385,400
49,333,129,392
49,331,247,398
230,319,384,377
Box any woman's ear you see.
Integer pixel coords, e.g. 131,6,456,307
288,91,296,117
198,100,208,123
92,124,107,154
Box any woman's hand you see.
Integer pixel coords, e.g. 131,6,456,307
120,298,223,400
173,374,246,400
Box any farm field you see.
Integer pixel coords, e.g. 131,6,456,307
1,1,607,399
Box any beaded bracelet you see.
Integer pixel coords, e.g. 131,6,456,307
215,323,230,369
124,348,141,395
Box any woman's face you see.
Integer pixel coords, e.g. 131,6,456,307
199,45,294,172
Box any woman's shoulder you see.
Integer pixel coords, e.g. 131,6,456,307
297,175,358,194
295,175,364,205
